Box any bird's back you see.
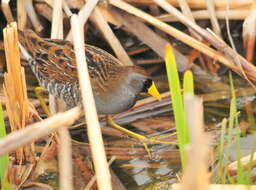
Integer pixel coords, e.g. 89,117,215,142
18,29,129,108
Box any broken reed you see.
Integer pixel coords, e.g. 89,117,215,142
2,22,36,187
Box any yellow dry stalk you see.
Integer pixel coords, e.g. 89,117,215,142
3,22,35,164
3,22,31,129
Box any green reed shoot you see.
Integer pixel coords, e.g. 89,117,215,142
165,44,191,169
217,73,254,184
0,103,10,189
183,70,194,95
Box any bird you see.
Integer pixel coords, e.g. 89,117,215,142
17,29,166,145
18,29,161,115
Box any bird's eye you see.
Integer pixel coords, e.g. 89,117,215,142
142,79,152,92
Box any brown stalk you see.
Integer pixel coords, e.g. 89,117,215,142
243,2,256,62
122,0,253,9
157,9,250,22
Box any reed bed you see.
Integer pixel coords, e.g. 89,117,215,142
0,0,256,190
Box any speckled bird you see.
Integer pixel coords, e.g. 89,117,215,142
18,29,161,114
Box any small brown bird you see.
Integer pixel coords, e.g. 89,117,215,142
18,29,161,115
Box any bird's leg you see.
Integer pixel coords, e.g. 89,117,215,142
106,115,177,145
35,87,51,117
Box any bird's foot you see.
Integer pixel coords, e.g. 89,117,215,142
106,115,177,158
35,87,51,117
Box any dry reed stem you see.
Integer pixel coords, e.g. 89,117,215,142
17,0,27,30
84,156,116,190
206,0,222,38
177,0,207,69
70,15,112,190
123,0,253,9
51,0,63,39
0,106,81,156
153,0,256,82
243,2,256,62
111,8,166,57
105,7,188,71
110,0,256,82
1,0,14,22
3,22,35,164
49,0,64,114
181,95,209,190
172,184,256,190
65,0,100,40
177,0,202,41
90,6,133,66
97,6,120,26
157,9,250,21
58,128,73,190
109,0,237,69
22,0,43,32
50,2,74,189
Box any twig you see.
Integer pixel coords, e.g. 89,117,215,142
70,14,112,190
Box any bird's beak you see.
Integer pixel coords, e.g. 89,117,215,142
148,81,162,101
